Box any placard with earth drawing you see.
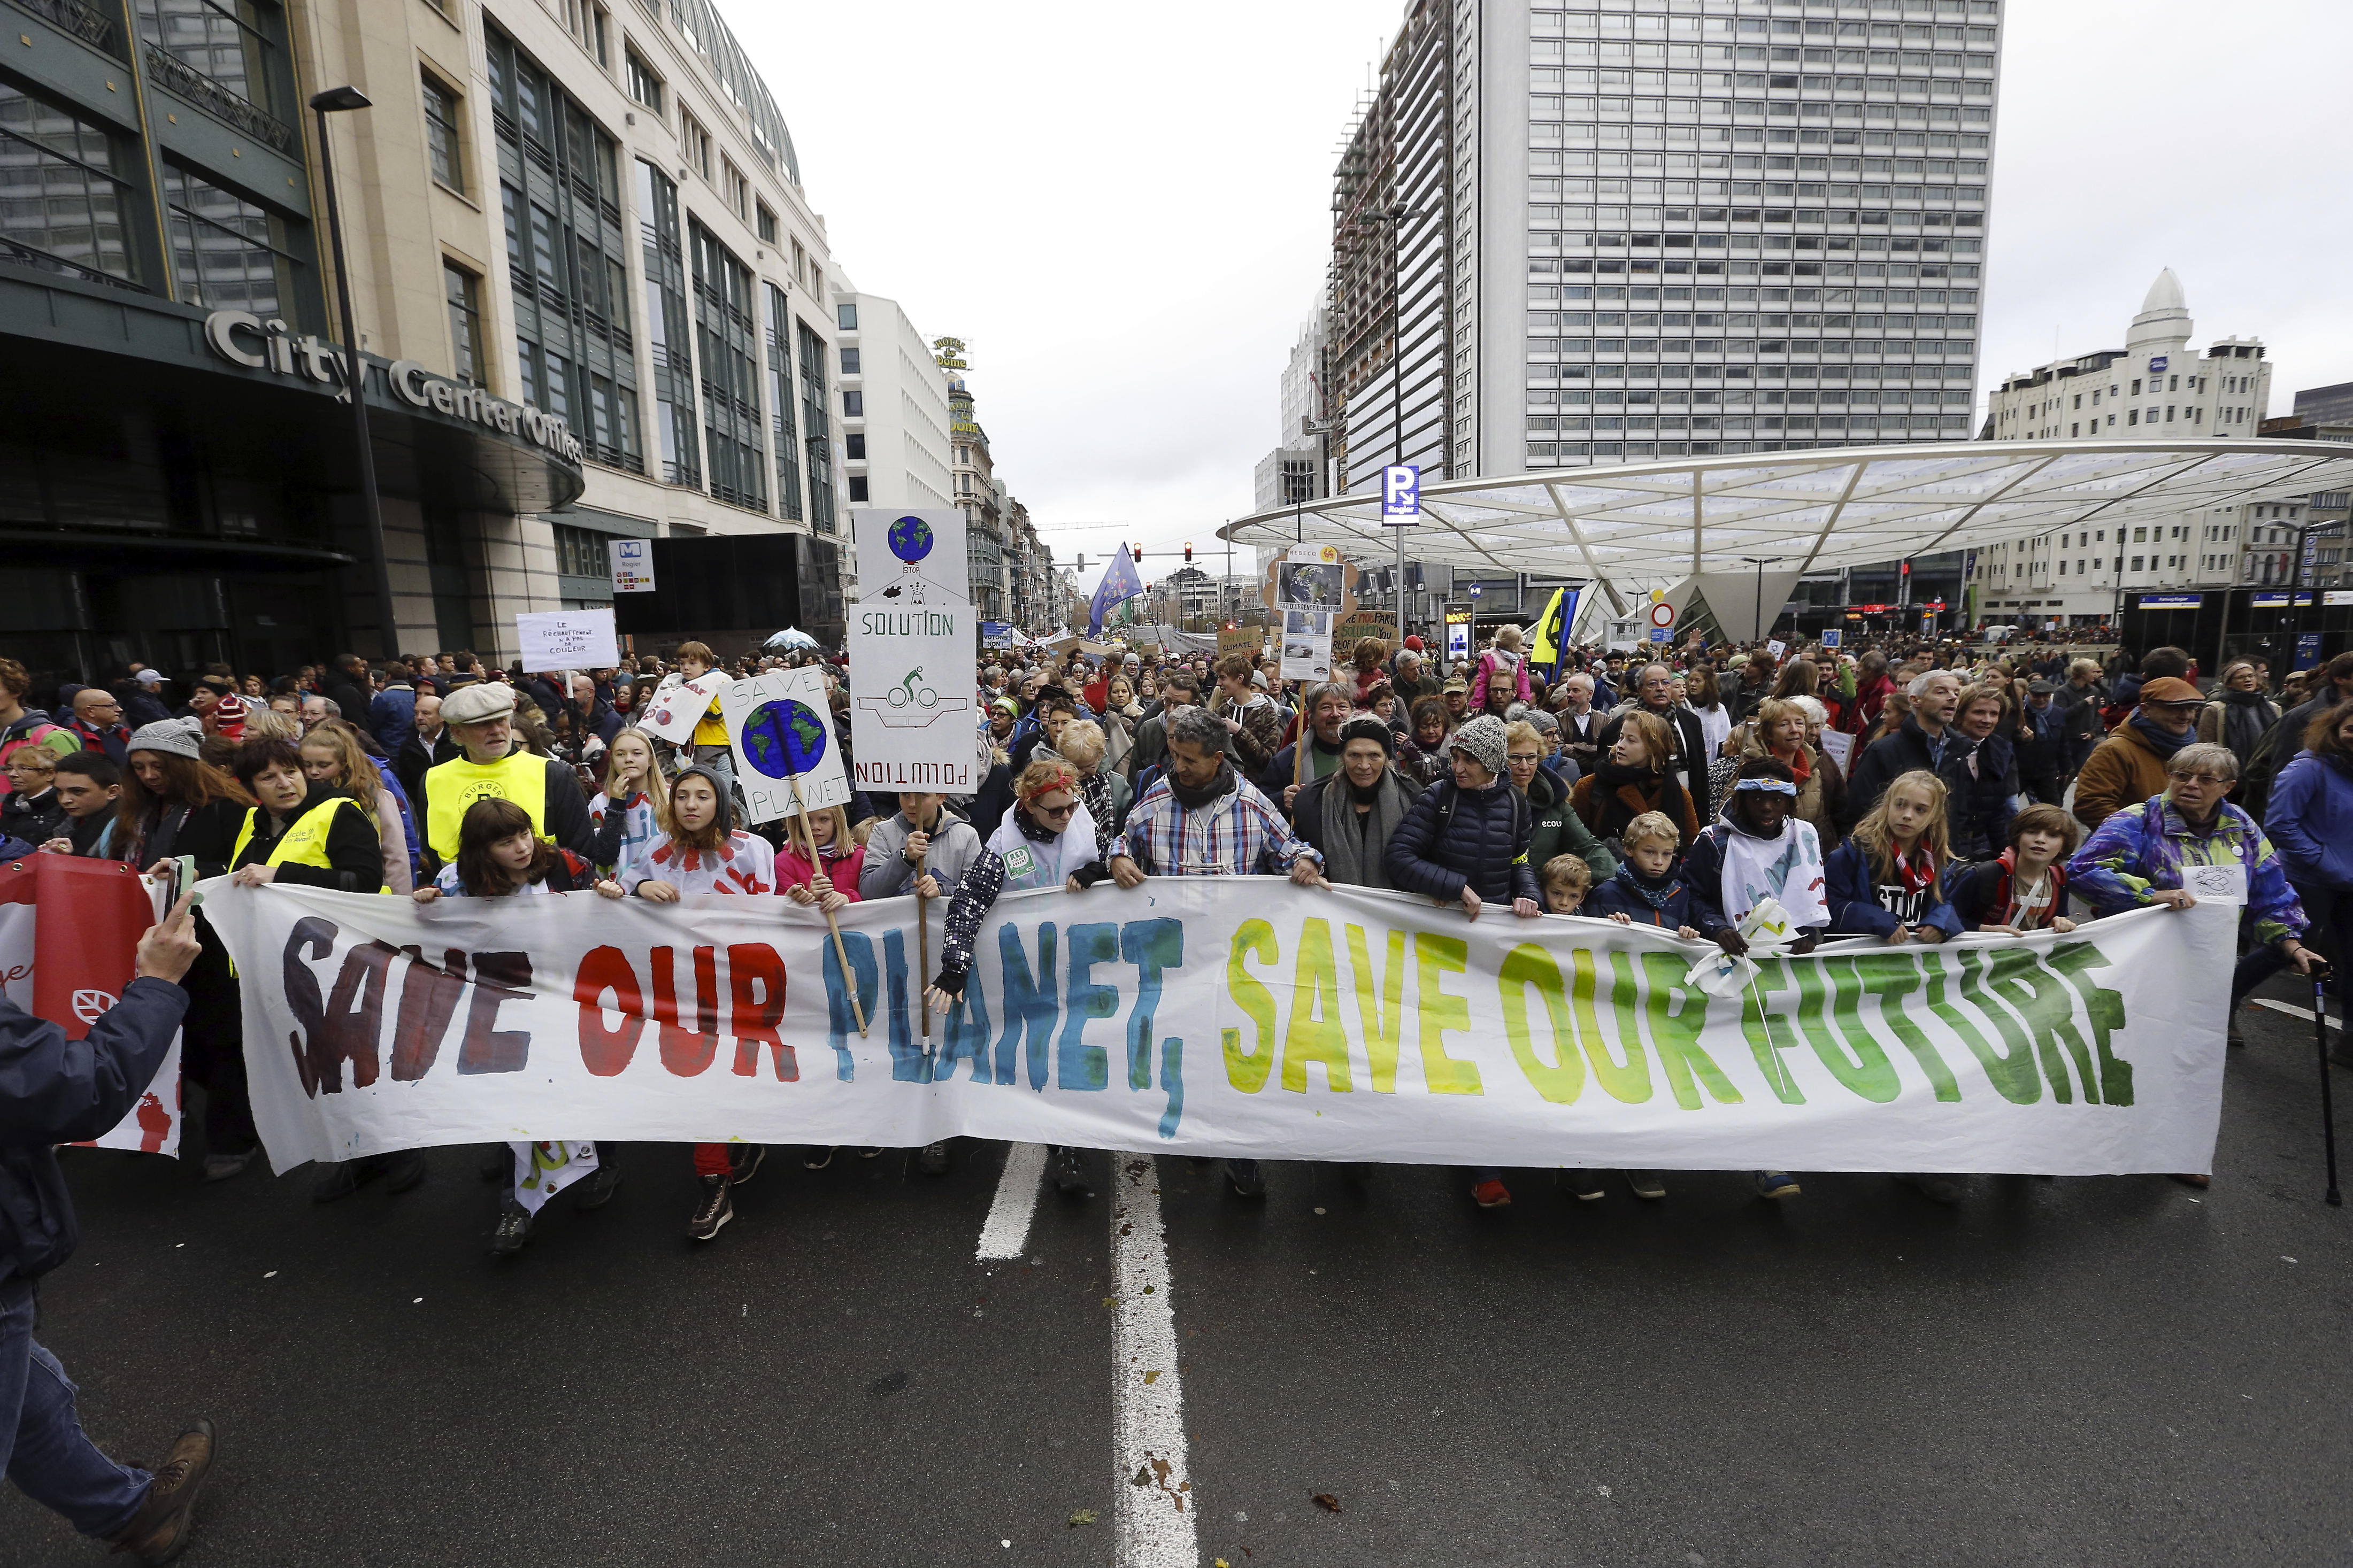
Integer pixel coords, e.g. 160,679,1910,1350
720,667,852,823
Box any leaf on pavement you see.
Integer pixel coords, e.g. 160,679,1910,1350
1312,1492,1342,1513
1068,1509,1097,1526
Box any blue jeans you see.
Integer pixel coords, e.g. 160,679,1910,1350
1,1281,150,1538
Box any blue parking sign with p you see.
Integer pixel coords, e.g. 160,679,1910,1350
1382,465,1420,524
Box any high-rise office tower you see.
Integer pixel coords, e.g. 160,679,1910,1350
1327,0,2001,495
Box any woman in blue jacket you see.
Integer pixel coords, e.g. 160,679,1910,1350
2265,703,2353,987
1382,715,1545,919
1824,768,1965,942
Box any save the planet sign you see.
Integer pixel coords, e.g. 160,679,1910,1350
720,665,852,823
848,507,976,792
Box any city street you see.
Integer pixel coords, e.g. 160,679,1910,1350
6,972,2348,1568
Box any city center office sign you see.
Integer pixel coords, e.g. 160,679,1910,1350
201,309,586,467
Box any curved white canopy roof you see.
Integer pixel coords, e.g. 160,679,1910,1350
1222,441,2353,597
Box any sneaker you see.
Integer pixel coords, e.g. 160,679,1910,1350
310,1160,371,1204
728,1144,767,1187
1624,1169,1667,1200
687,1174,733,1241
490,1199,532,1256
1560,1170,1607,1202
201,1150,252,1184
1754,1171,1801,1201
1051,1146,1091,1196
802,1146,834,1170
917,1140,951,1176
2227,1020,2246,1048
105,1417,216,1565
381,1150,428,1195
1225,1158,1267,1198
1472,1178,1512,1209
1897,1172,1966,1204
576,1160,621,1211
856,1147,883,1159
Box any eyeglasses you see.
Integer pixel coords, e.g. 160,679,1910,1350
1034,800,1078,818
2169,773,2231,787
1506,753,1541,766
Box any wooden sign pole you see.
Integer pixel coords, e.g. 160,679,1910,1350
787,777,866,1038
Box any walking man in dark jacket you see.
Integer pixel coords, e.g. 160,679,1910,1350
2,892,219,1562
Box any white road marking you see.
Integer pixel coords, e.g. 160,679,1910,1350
2252,998,2341,1030
974,1142,1047,1261
1112,1155,1196,1568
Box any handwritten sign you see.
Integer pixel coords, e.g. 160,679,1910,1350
515,609,617,672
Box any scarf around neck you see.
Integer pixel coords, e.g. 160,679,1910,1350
1319,769,1409,889
1169,758,1236,813
2128,712,2196,759
1612,860,1680,910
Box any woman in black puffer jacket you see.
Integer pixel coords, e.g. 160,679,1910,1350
1383,715,1544,918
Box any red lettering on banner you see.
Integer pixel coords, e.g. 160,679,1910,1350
317,939,398,1091
726,944,792,1080
574,945,647,1076
456,952,533,1075
389,947,470,1081
648,944,721,1077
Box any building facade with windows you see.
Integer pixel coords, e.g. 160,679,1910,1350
1,0,851,688
832,284,955,597
1252,308,1329,512
1972,270,2279,623
1324,0,1999,498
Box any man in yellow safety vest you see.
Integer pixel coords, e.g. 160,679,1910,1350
417,682,600,874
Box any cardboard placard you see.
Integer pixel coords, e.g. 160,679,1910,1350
847,601,978,792
720,667,853,823
639,671,732,744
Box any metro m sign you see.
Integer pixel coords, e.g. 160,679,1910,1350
1381,464,1420,525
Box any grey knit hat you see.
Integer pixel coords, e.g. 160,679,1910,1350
126,716,204,759
1454,714,1508,777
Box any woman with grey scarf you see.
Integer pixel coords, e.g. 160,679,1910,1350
2197,660,2280,777
1288,716,1420,887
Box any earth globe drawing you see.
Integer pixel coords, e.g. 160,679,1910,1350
740,699,828,780
887,514,935,565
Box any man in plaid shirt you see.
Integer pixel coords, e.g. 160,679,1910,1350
1110,706,1328,886
1110,705,1327,1198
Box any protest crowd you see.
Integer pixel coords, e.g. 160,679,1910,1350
1,622,2343,1558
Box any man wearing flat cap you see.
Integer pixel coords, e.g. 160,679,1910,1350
416,681,601,873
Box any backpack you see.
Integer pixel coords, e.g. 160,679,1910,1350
0,716,71,798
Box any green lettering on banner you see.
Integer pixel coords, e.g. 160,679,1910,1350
1224,919,1280,1092
1638,951,1741,1108
1980,946,2099,1104
2040,941,2135,1106
1847,952,1959,1102
1737,955,1808,1104
1918,950,2040,1104
1281,918,1352,1093
1792,956,1897,1102
1954,947,2064,1102
1497,944,1586,1104
1413,932,1482,1094
1345,924,1407,1093
1571,949,1650,1103
1058,922,1119,1092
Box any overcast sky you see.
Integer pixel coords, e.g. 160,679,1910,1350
733,0,2353,575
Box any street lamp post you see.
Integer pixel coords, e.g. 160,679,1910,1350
310,86,402,661
1740,555,1782,646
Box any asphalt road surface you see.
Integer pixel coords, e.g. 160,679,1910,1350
7,971,2350,1567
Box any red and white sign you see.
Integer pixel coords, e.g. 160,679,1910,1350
1649,602,1676,629
0,854,180,1156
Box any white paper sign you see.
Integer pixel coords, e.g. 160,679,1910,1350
516,609,617,671
638,671,732,743
2179,862,2248,906
848,601,978,792
1818,728,1856,774
852,508,968,606
609,537,656,593
1766,638,1787,660
1280,609,1333,682
720,667,852,823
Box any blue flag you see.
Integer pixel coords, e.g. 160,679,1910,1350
1089,546,1144,635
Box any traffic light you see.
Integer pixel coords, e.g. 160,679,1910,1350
1184,543,1193,563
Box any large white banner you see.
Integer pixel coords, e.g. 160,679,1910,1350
202,879,2232,1177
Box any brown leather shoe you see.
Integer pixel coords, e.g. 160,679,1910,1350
107,1418,216,1564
